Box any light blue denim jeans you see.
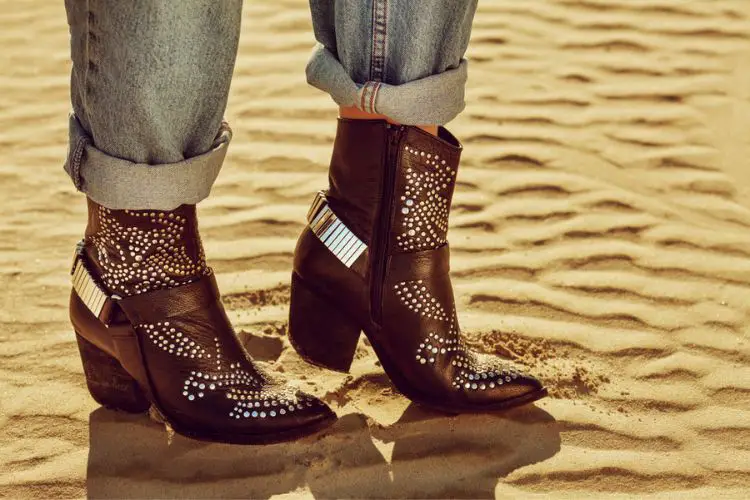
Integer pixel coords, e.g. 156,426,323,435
64,0,478,210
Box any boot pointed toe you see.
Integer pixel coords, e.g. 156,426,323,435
290,120,547,414
70,201,337,444
176,388,335,444
462,372,546,409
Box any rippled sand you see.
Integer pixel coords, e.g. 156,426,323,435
1,0,750,498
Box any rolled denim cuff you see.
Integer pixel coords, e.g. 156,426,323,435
64,114,231,210
305,44,468,126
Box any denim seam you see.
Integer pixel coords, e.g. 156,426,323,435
83,0,93,117
370,0,388,82
357,81,382,114
68,135,90,191
361,81,377,114
370,81,382,114
360,82,369,111
64,114,232,210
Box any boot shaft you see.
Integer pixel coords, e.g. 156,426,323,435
324,119,388,245
83,198,208,296
324,119,462,255
296,119,463,326
383,126,462,255
290,121,547,409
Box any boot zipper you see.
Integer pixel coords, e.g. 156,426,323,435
371,123,405,326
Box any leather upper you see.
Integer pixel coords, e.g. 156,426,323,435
325,118,387,245
71,201,334,438
294,119,544,409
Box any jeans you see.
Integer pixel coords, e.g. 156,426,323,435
64,0,478,210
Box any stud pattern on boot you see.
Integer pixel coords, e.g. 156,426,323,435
289,121,547,412
137,319,321,420
395,145,456,252
89,205,208,296
71,198,336,444
396,278,529,391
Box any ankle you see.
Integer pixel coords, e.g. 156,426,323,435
84,199,209,297
338,106,438,136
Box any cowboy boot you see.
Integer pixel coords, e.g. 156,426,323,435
288,119,547,412
70,198,336,444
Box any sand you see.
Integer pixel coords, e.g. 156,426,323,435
1,0,750,498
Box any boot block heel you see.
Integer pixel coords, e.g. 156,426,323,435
75,333,151,413
288,273,361,373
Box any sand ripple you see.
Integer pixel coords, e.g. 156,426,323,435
1,0,750,497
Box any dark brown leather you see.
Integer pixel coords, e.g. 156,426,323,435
292,119,546,411
82,198,209,297
325,119,387,244
71,201,335,443
294,227,370,319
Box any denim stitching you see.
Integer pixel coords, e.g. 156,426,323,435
68,135,90,191
367,82,377,114
360,81,377,113
370,0,388,82
360,82,369,111
370,82,382,114
83,0,93,116
216,120,232,145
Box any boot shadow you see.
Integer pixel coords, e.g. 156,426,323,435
85,409,387,499
378,402,561,499
85,401,559,499
308,400,560,499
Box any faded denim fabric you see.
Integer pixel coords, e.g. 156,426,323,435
64,0,242,210
64,0,476,210
307,0,478,125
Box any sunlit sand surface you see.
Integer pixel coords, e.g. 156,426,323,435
1,0,749,497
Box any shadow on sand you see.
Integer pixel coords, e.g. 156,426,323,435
85,400,560,498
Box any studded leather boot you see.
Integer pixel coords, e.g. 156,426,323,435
70,198,335,444
289,119,547,412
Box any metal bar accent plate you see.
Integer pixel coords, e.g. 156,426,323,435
306,192,367,268
71,256,109,319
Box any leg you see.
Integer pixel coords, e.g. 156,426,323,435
64,0,243,292
64,0,241,210
289,1,547,411
307,0,478,129
64,0,336,443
